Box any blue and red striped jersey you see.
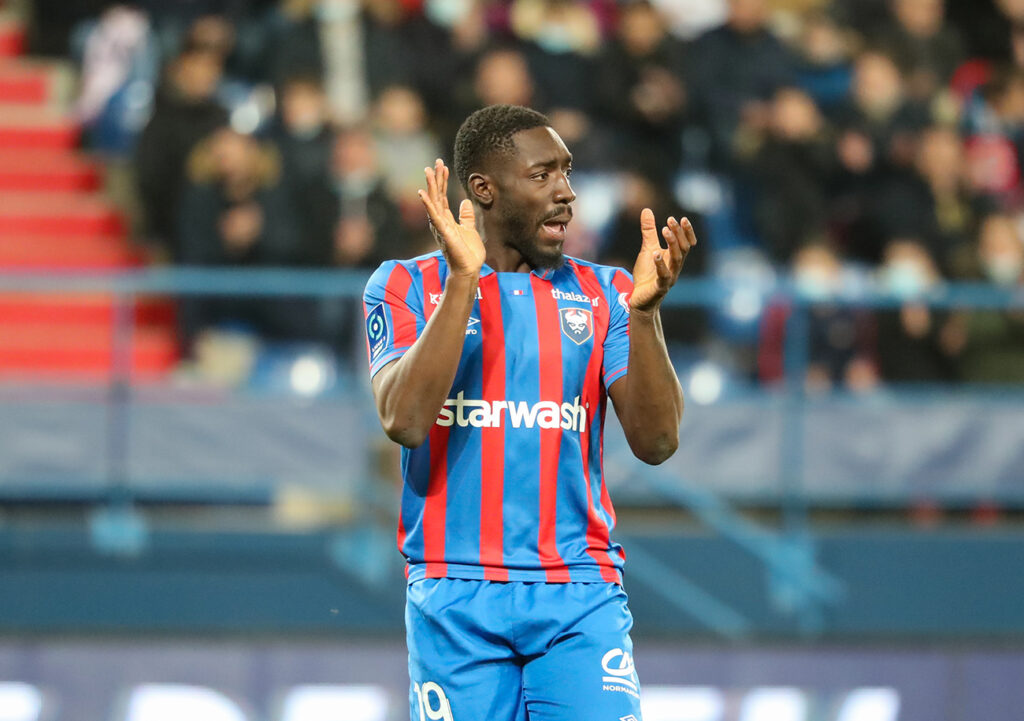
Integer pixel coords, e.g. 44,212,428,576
363,251,634,584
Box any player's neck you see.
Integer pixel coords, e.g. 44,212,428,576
480,227,532,273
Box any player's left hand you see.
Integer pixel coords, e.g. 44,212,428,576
630,208,695,313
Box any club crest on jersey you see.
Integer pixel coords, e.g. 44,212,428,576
366,303,390,363
560,307,593,345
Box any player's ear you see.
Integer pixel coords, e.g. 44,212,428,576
467,172,494,209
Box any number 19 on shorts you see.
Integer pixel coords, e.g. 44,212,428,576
413,681,454,721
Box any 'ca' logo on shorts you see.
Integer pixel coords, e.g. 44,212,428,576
601,648,639,698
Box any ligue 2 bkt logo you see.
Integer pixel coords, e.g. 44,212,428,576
366,303,390,363
559,307,593,345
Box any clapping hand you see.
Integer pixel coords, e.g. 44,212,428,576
629,208,695,313
417,159,485,279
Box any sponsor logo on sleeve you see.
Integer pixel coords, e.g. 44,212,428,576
366,303,390,363
560,307,594,345
617,291,631,314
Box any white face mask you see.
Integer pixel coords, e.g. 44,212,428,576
881,258,932,297
337,171,376,199
536,25,576,54
983,254,1024,286
793,266,837,301
425,0,472,27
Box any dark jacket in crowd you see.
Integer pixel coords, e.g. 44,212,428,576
135,85,228,259
747,135,836,262
594,34,688,182
863,169,976,273
875,308,958,383
688,24,795,164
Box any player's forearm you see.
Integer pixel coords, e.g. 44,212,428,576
374,273,479,448
620,308,684,464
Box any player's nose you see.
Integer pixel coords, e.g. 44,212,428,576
553,174,575,204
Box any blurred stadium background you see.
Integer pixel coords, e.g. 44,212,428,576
1,0,1024,719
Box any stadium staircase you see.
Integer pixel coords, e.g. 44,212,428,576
0,11,178,383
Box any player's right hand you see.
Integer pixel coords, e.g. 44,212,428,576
418,159,485,279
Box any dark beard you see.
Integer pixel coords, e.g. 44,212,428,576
497,203,565,270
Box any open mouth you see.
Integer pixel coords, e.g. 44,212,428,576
540,212,571,241
541,220,568,240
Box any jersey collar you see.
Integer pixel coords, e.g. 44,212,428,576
478,263,561,280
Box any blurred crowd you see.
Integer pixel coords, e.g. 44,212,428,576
43,0,1024,389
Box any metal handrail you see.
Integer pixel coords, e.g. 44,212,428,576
1,267,1022,309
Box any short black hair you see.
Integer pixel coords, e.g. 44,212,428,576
453,105,550,192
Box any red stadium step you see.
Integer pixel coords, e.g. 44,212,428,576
0,61,50,103
0,293,177,326
0,20,25,58
0,235,137,268
0,149,102,191
0,326,179,381
0,192,124,235
0,105,79,149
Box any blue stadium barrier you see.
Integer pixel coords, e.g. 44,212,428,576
2,268,1023,636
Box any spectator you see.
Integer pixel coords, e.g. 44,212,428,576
865,125,979,273
835,49,930,176
261,0,325,87
831,49,931,261
177,127,325,345
963,68,1024,206
371,85,444,224
415,0,492,141
271,73,339,267
794,11,856,112
136,44,228,261
178,127,298,267
877,0,965,101
599,169,707,346
741,86,836,262
331,126,409,268
510,0,601,113
594,0,688,182
74,5,158,153
874,238,959,382
688,0,796,165
949,213,1024,383
274,74,334,186
472,46,537,109
759,243,877,392
362,0,416,98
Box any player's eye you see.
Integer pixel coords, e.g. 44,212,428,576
565,165,573,177
533,172,549,181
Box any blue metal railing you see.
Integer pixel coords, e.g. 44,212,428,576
3,268,1023,635
2,266,1023,307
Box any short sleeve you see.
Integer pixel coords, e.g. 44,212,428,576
602,268,633,388
363,260,424,378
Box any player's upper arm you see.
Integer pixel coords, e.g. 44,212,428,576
371,359,400,401
363,261,425,378
602,268,633,388
607,373,628,420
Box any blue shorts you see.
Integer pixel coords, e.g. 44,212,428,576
406,578,643,721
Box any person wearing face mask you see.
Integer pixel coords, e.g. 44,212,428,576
758,243,877,392
873,238,960,383
331,126,409,269
268,73,340,268
947,214,1024,383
